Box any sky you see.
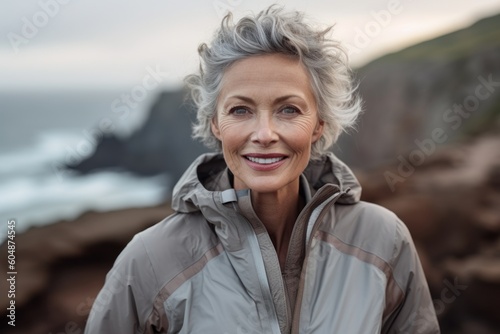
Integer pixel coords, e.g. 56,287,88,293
1,0,500,90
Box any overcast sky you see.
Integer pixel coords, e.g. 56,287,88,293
2,0,500,90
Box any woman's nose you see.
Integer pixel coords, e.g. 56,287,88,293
251,113,279,146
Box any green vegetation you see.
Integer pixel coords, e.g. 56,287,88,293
354,13,500,144
360,13,500,69
460,97,500,139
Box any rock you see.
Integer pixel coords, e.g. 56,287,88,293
67,89,209,182
335,14,500,169
358,135,500,333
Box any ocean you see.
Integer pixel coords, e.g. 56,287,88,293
0,89,171,241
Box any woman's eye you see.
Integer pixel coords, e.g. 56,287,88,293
281,106,299,115
229,107,249,115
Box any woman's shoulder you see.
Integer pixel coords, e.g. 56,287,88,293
113,211,219,284
87,212,221,333
326,201,414,263
333,200,401,230
139,211,215,248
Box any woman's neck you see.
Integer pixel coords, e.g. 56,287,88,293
251,180,304,267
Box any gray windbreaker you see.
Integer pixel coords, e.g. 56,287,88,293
85,153,440,333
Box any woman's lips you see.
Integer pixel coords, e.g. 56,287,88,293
246,156,284,164
243,154,287,171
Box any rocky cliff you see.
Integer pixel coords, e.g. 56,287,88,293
67,89,208,183
336,13,500,168
358,135,500,333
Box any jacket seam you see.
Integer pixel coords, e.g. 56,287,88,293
382,218,411,322
139,233,164,334
317,229,393,275
390,218,408,292
316,230,405,319
145,242,224,332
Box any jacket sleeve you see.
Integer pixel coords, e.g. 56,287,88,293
84,234,167,334
382,220,441,334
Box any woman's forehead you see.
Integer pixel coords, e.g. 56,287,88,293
219,54,314,102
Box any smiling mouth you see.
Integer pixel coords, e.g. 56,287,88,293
245,156,286,164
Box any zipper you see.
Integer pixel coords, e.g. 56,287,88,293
231,202,282,334
282,186,340,328
291,187,347,333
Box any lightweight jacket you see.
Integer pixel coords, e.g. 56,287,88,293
85,153,440,333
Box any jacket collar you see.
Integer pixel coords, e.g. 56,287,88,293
171,152,361,214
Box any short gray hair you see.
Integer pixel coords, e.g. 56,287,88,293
185,6,362,159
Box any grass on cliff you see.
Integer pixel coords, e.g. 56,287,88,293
361,13,500,68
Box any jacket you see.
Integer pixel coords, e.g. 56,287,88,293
85,153,440,333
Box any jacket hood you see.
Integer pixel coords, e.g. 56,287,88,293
171,152,361,213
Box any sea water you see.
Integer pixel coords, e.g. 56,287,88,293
0,89,169,242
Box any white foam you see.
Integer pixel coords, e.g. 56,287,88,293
0,170,169,241
0,130,83,176
0,129,170,243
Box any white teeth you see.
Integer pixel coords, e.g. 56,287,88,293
247,156,284,164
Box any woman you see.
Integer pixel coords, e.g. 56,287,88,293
85,7,439,334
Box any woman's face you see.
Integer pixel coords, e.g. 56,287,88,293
212,53,324,194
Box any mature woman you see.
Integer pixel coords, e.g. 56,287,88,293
85,7,439,334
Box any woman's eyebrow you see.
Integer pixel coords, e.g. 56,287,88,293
274,95,306,103
225,94,306,104
225,95,255,104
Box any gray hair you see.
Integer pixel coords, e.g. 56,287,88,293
185,6,362,159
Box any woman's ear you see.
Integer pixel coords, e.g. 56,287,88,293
211,117,221,141
312,120,324,143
